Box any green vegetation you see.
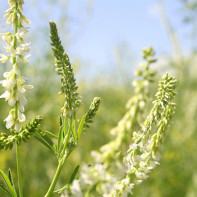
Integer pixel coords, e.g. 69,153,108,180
0,0,196,197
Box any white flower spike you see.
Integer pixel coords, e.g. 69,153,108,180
0,0,32,131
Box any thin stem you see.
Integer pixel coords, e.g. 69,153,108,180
44,152,69,197
44,161,63,197
44,117,72,197
16,144,23,197
62,118,72,154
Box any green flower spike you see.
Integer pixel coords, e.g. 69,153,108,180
49,21,81,118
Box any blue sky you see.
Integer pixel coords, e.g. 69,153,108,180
64,0,191,79
73,0,190,57
0,0,192,82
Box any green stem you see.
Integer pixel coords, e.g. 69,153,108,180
16,144,23,197
44,151,69,197
45,118,72,197
62,118,72,154
44,161,63,197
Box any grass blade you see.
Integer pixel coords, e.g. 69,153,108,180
34,136,56,154
77,114,87,140
63,117,68,137
0,184,12,197
43,130,57,139
36,131,57,152
57,126,63,154
8,169,16,193
69,165,80,184
0,170,17,197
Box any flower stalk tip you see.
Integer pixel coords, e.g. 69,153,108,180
49,21,81,117
84,97,101,130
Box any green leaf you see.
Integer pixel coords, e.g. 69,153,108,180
34,136,56,154
0,184,12,197
57,126,63,154
8,169,16,193
69,165,80,184
77,114,87,140
43,130,58,139
37,131,57,152
39,132,55,147
0,170,17,197
59,116,63,127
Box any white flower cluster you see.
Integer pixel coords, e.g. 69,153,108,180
101,74,176,197
61,164,118,197
61,47,158,197
62,180,83,197
60,50,176,197
104,177,135,197
0,0,32,131
122,73,176,193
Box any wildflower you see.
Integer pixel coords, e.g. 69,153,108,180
0,0,32,130
105,177,135,197
0,116,42,150
69,180,83,197
67,47,158,196
0,53,10,63
122,73,176,195
4,109,15,129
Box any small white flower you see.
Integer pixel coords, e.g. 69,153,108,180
135,179,143,185
16,42,31,53
8,95,16,106
14,122,21,131
4,109,15,129
16,27,29,39
2,34,12,43
0,53,9,63
130,143,138,150
18,105,25,112
0,91,11,100
21,14,31,24
70,180,83,197
0,78,16,89
18,111,26,122
147,161,157,170
152,151,161,161
24,84,33,90
17,93,27,107
135,171,149,180
19,54,30,63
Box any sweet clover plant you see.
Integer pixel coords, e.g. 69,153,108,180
0,1,176,197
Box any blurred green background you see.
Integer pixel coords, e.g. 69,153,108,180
0,0,197,196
